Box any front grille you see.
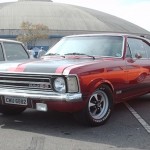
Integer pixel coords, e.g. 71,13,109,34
0,72,52,92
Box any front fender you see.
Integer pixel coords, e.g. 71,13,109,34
82,78,114,101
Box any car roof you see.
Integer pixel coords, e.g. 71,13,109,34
65,32,149,40
0,38,22,44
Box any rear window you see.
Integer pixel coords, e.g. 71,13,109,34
3,42,29,61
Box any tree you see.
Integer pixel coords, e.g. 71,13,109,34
17,21,49,48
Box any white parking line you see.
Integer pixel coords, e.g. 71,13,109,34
124,102,150,134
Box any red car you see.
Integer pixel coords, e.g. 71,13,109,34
0,33,150,126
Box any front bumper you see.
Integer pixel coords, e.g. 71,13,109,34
0,88,82,102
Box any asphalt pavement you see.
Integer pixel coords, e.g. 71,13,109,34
0,94,150,150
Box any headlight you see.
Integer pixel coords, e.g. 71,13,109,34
53,77,66,93
67,76,79,93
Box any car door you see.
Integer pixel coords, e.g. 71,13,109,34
125,37,150,98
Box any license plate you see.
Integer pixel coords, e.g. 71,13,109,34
4,96,27,106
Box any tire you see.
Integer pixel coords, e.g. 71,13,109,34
0,105,26,115
74,84,113,126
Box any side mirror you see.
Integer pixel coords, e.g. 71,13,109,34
135,53,142,59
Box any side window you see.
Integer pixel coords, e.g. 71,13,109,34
0,44,4,61
3,42,29,61
127,38,149,59
144,40,150,58
126,43,132,58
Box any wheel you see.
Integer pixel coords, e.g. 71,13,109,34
0,105,26,115
74,84,113,126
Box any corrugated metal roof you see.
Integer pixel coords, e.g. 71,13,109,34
0,1,149,35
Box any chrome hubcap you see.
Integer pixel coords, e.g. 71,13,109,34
88,90,109,120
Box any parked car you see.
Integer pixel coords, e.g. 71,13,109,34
0,33,149,126
0,39,30,61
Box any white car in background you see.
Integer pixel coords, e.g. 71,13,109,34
0,39,30,61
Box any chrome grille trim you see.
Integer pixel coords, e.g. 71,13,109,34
0,73,52,91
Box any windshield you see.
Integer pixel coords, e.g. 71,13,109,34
46,35,124,58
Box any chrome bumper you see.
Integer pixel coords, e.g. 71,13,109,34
0,89,82,102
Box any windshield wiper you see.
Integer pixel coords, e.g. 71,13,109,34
44,53,60,56
64,53,95,60
44,53,66,58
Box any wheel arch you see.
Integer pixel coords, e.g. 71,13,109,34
87,79,114,95
100,81,114,93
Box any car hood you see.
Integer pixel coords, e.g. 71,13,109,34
0,57,102,74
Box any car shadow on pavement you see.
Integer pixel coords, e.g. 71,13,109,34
0,95,150,150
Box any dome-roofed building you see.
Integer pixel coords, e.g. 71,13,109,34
0,0,150,49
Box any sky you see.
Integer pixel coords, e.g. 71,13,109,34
0,0,150,32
